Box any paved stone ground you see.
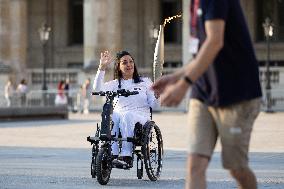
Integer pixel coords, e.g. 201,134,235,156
0,112,283,152
0,112,283,188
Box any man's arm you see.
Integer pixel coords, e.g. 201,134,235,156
184,19,225,82
153,19,226,107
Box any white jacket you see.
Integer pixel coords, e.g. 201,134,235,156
93,70,159,114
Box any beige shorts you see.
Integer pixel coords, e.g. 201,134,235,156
188,98,261,169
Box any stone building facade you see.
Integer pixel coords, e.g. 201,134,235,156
0,0,283,91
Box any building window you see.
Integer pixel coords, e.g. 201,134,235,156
69,0,83,45
164,61,182,68
67,62,83,69
31,72,78,85
161,0,182,44
256,0,284,42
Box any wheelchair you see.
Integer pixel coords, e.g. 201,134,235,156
87,89,163,185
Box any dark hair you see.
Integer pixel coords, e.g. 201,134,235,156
58,80,65,90
20,79,26,85
114,50,141,88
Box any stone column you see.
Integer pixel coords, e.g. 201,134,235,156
8,0,28,82
83,0,122,70
144,0,160,71
0,0,11,90
182,0,192,65
0,0,10,65
240,0,256,41
0,0,28,83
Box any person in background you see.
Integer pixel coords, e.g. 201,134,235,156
16,79,28,107
4,80,14,107
76,84,84,113
82,78,91,114
151,0,262,188
64,78,71,107
55,80,67,106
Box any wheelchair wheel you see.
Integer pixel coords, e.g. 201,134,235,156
142,121,163,181
91,159,96,178
96,147,112,185
91,145,97,178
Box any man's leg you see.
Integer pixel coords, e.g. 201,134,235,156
186,99,218,189
209,98,261,189
230,167,257,189
186,154,209,189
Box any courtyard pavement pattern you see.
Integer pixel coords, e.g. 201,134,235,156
0,112,283,188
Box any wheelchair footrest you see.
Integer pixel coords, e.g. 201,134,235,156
87,136,135,143
112,161,132,170
111,137,134,142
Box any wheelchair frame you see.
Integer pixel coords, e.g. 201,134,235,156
87,89,164,185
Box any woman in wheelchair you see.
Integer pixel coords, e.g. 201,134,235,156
93,50,160,167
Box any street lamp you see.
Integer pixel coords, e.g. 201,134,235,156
262,17,273,112
38,23,51,91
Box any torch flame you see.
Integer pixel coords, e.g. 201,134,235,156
163,14,182,27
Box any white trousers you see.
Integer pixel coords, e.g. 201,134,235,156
111,111,149,157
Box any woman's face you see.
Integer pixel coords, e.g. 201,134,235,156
119,55,134,79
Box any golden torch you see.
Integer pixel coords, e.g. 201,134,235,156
153,15,181,82
153,25,164,82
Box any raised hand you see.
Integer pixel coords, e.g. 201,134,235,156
99,51,113,71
